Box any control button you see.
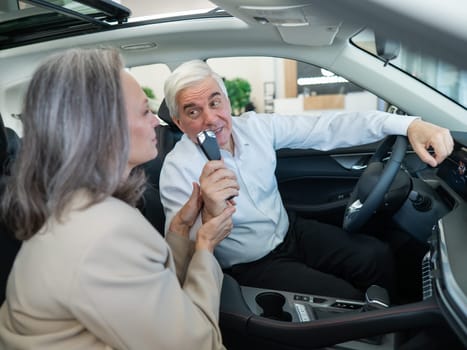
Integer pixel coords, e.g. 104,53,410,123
331,302,361,310
294,303,311,322
312,297,327,304
294,294,310,302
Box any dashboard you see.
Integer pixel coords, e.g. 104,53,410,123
437,143,467,201
430,136,467,347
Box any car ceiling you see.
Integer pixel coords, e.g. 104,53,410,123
0,0,466,133
1,0,466,69
212,0,467,70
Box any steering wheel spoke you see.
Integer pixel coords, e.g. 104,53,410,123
343,136,408,233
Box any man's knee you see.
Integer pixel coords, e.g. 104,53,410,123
366,240,395,292
372,240,394,269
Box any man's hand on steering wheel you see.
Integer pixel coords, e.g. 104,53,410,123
343,119,453,234
407,119,454,167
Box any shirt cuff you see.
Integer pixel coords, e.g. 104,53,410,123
382,115,420,135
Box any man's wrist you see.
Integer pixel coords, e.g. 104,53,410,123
201,206,216,223
168,214,191,237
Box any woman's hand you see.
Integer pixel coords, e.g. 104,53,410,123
168,182,202,237
195,204,235,253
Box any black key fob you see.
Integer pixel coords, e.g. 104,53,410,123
197,130,221,161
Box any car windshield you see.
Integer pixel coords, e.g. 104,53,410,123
352,29,467,111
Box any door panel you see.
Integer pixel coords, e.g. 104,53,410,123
275,143,381,225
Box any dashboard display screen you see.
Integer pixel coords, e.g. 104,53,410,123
437,144,467,200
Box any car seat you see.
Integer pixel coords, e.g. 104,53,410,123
139,99,183,235
0,114,22,304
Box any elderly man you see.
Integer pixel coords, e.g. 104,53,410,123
159,59,453,300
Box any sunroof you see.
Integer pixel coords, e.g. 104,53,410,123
0,0,222,50
118,0,216,21
21,1,110,18
0,0,218,24
0,0,132,48
7,0,131,24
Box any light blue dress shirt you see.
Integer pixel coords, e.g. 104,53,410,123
160,111,416,268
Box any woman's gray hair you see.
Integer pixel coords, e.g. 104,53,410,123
164,60,228,119
1,48,146,240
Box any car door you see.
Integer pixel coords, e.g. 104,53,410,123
276,142,378,227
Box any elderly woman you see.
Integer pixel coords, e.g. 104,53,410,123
0,48,234,350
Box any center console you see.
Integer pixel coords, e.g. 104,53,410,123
243,286,364,323
220,274,444,349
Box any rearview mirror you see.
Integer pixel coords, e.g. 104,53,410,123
375,34,400,66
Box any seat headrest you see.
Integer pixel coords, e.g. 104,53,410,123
0,114,21,175
6,128,20,157
0,115,9,171
157,99,181,131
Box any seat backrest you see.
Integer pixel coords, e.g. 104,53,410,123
138,99,183,235
155,98,183,162
0,114,22,304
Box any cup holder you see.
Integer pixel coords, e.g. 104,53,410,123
255,292,292,322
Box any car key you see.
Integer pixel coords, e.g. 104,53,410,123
197,130,235,201
197,130,221,161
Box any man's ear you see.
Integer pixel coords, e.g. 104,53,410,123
225,95,233,116
172,116,184,133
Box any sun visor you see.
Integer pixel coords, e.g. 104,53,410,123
211,1,341,46
240,5,340,45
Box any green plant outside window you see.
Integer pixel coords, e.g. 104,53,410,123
142,86,156,99
224,78,251,115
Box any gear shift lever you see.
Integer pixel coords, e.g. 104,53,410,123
364,285,390,311
359,285,390,345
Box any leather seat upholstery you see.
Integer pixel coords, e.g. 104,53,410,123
139,99,183,235
0,114,22,304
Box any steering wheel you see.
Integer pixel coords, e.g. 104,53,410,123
343,135,408,233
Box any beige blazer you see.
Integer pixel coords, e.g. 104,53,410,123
0,193,225,350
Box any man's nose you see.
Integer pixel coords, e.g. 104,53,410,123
203,108,218,126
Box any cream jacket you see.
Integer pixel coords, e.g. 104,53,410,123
0,193,225,350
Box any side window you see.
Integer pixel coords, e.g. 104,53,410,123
2,80,29,136
207,56,387,116
129,57,388,118
128,63,172,113
207,57,276,115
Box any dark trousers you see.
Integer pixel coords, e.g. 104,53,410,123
226,215,395,301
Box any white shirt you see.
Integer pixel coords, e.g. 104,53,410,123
160,111,416,268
